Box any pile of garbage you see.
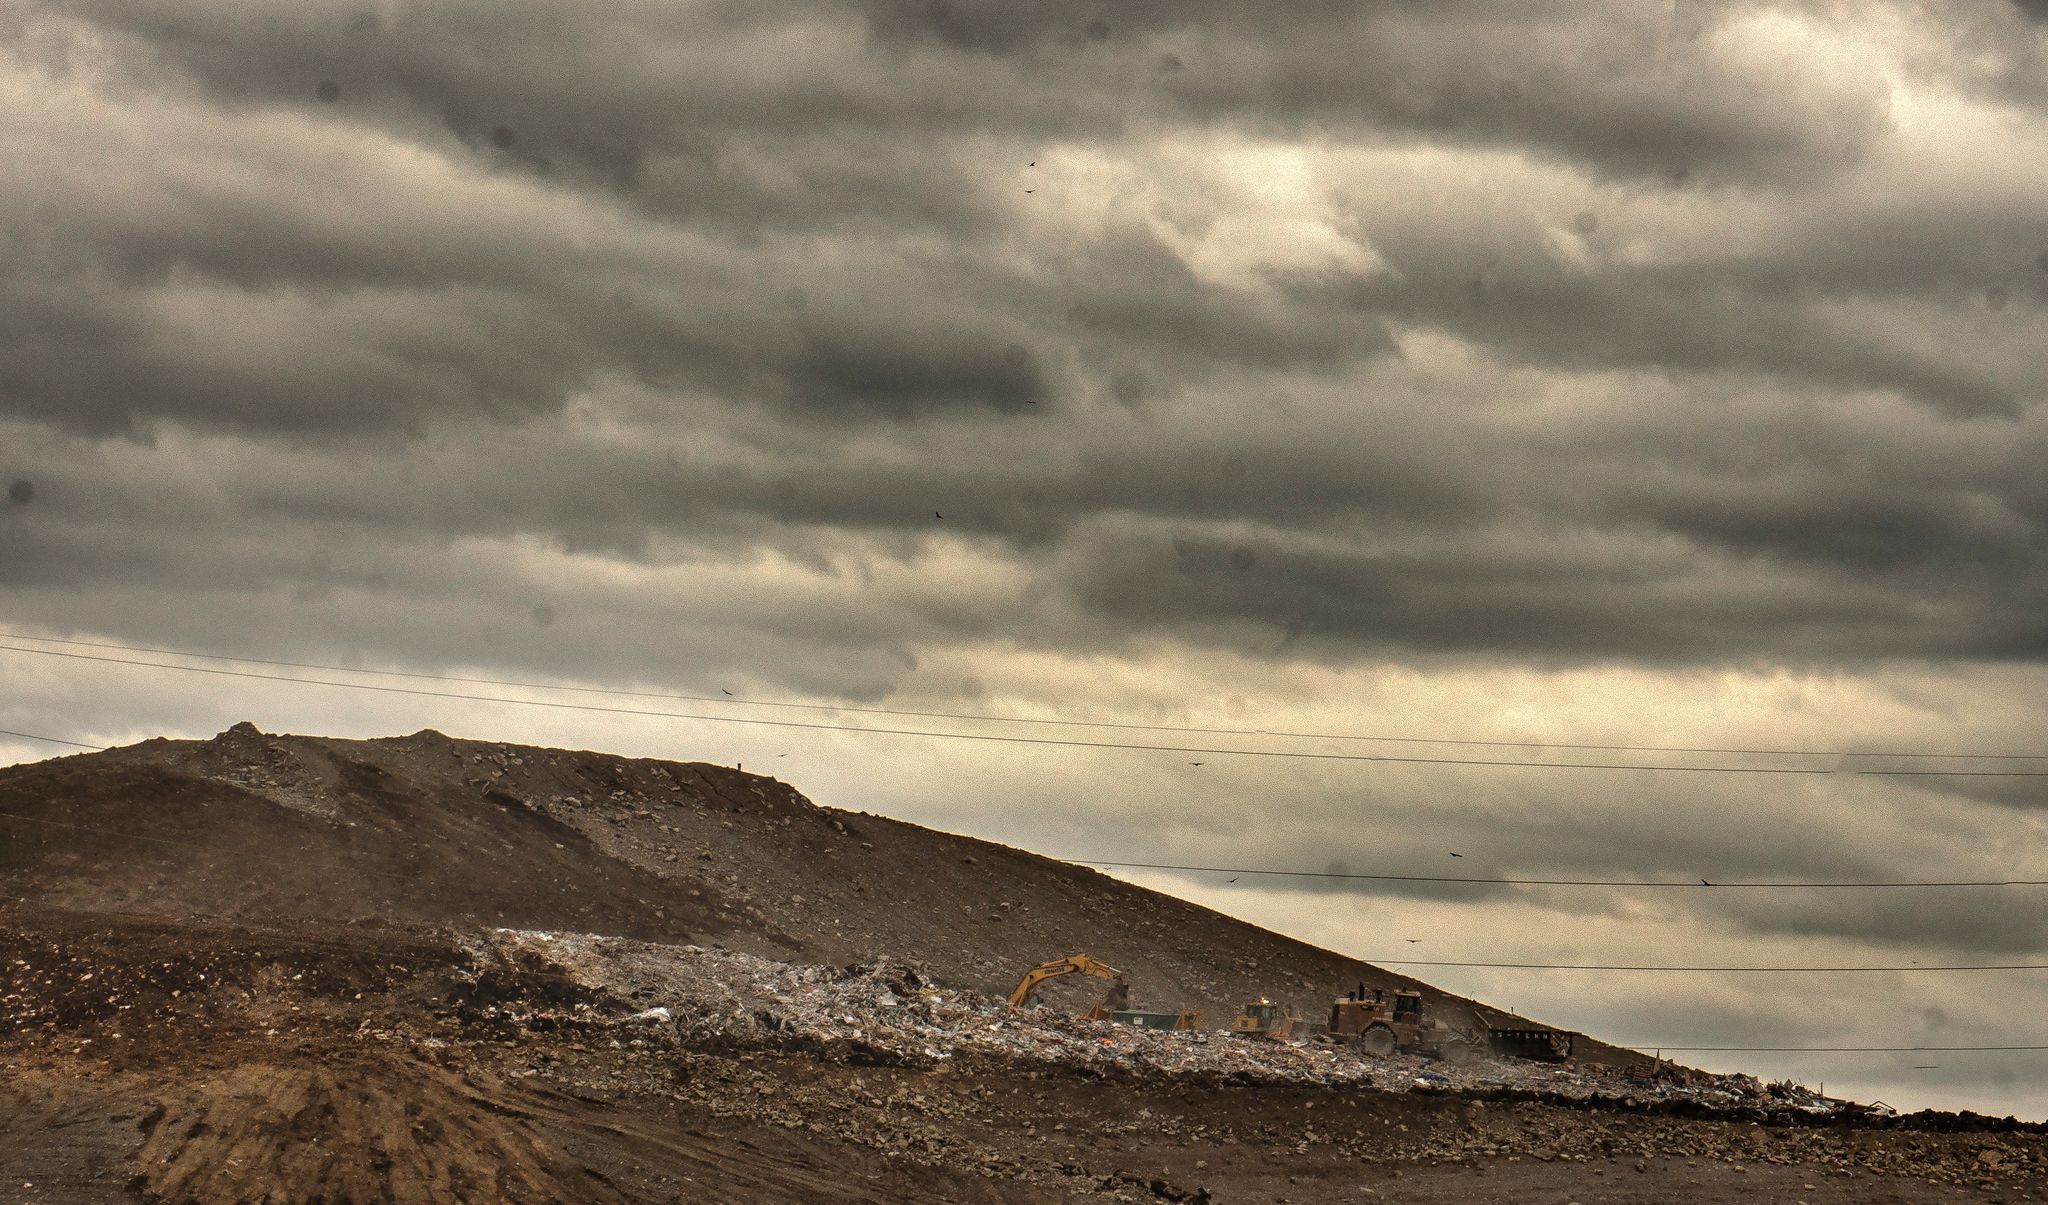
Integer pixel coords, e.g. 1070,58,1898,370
459,930,1839,1117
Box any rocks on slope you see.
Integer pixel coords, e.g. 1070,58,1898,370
0,723,1616,1062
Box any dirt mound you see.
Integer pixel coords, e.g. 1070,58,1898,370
135,1053,629,1204
4,904,2037,1204
0,724,1604,1057
4,750,2043,1205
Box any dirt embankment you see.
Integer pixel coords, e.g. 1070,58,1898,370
5,728,2040,1203
0,724,1610,1053
3,904,2043,1204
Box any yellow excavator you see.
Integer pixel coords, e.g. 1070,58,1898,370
1007,955,1199,1029
1007,954,1132,1019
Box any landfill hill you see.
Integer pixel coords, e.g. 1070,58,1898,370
0,722,1587,1050
4,725,2044,1203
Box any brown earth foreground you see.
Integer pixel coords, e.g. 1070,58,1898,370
2,726,2044,1202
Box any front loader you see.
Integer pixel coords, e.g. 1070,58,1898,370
1326,985,1481,1064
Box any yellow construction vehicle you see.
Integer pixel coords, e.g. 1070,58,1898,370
1006,954,1131,1019
1328,985,1480,1063
1230,997,1302,1041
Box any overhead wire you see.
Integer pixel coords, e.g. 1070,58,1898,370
7,642,2048,775
3,630,2042,761
1607,1044,2048,1053
1366,957,2048,972
7,737,2046,891
4,804,2047,973
9,724,2048,890
0,727,107,750
1077,858,2048,890
10,748,2048,1060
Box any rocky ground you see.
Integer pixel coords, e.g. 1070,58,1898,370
3,904,2043,1203
3,727,2045,1202
0,724,1614,1051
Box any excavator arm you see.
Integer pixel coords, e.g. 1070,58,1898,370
1006,955,1128,1009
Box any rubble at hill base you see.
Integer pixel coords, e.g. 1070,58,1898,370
461,929,1843,1119
11,730,2045,1201
10,907,2047,1203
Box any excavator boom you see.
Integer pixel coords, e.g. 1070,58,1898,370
1006,954,1128,1009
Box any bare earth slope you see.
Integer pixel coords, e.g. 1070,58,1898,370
0,723,1583,1046
4,726,2044,1204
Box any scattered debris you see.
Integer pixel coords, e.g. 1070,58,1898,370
465,931,1840,1113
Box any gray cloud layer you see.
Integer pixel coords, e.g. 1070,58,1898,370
4,0,2042,670
5,0,2048,1118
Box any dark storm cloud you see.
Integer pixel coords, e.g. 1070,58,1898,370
855,0,1893,185
2,0,2046,669
1320,262,2038,420
1885,0,2048,137
0,0,2001,443
8,1,2048,1124
0,266,602,433
0,8,1409,434
41,0,1892,190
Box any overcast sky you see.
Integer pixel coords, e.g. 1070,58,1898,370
5,0,2048,1117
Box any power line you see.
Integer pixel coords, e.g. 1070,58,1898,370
1610,1044,2048,1053
1368,958,2048,972
7,724,2040,890
10,642,2048,776
13,803,2042,972
1081,858,2048,890
9,718,2045,893
0,727,108,750
17,728,2048,1068
5,630,2041,762
4,743,2037,889
16,774,2048,1060
4,794,2041,976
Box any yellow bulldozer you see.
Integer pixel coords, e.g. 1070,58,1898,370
1229,997,1303,1041
1327,985,1481,1063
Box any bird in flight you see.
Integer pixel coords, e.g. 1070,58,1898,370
1700,878,1711,887
1025,189,1035,194
1448,852,1463,858
721,689,733,696
1189,761,1204,766
935,511,943,519
1226,876,1238,883
1404,938,1422,944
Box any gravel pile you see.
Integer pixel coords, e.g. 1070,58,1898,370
462,929,1843,1118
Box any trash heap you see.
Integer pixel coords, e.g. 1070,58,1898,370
460,929,1839,1117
